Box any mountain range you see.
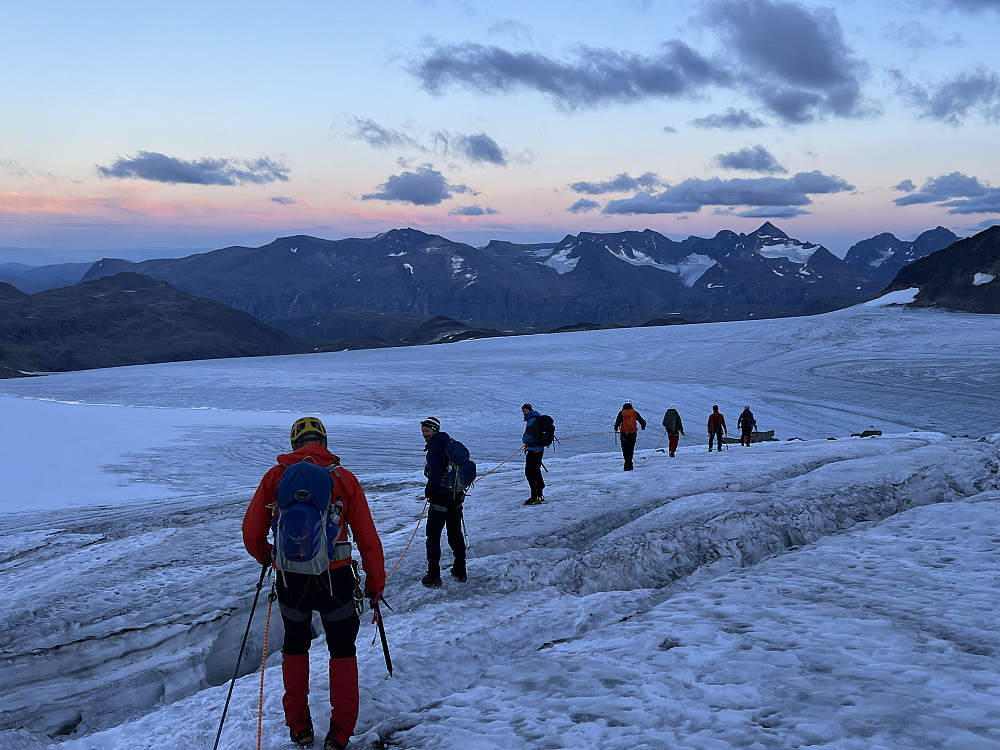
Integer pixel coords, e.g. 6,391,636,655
79,223,960,332
2,222,993,378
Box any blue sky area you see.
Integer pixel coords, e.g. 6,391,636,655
2,0,999,261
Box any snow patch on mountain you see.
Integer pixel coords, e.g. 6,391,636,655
864,288,919,306
758,241,818,265
869,246,893,268
973,272,995,286
604,247,717,286
538,246,580,275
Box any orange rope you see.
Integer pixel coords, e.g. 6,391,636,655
257,592,274,750
470,445,525,487
385,497,429,578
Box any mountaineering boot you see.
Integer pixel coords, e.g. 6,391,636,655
290,723,315,747
450,560,467,583
282,652,313,746
524,494,544,505
421,571,443,588
327,657,359,750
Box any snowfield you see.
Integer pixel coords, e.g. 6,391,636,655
1,301,999,749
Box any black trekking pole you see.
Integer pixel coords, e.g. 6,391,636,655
371,596,393,678
213,563,269,750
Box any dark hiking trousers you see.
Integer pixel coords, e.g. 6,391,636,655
620,432,638,469
277,567,361,657
709,428,724,451
525,449,545,498
426,503,466,576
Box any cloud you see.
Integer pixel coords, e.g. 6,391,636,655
487,19,534,42
896,66,1000,124
362,164,472,206
3,158,60,181
713,145,787,174
690,108,766,130
938,0,1000,11
603,170,853,215
411,0,867,123
662,125,679,134
568,199,601,213
448,205,499,216
894,179,917,192
882,21,951,50
96,151,289,185
893,171,1000,214
569,172,664,195
413,40,731,110
339,116,513,167
942,192,1000,214
341,116,421,150
704,0,868,122
270,196,297,205
975,218,1000,228
893,171,989,205
737,206,810,218
439,132,508,166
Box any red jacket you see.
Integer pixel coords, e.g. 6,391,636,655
707,412,727,432
242,443,386,594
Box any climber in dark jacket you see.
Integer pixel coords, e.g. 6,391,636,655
522,404,546,505
420,417,466,588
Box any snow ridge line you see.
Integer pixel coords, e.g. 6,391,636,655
553,440,998,597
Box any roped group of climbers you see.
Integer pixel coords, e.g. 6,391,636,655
239,400,761,748
613,402,759,465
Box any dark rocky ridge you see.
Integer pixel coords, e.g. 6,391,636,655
0,273,307,375
885,225,1000,314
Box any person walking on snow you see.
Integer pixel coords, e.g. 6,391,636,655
419,417,467,588
707,405,727,452
662,405,685,457
738,405,757,447
522,403,546,505
243,416,386,750
614,402,647,471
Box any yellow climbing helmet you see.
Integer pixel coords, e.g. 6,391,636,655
290,416,327,447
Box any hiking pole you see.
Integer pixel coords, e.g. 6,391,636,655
371,595,393,678
461,513,472,554
213,562,269,750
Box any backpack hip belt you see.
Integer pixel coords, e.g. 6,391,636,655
430,502,462,513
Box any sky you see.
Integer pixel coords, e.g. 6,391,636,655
2,0,1000,263
1,298,1000,748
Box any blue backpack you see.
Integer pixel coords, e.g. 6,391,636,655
443,440,477,494
271,461,349,576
